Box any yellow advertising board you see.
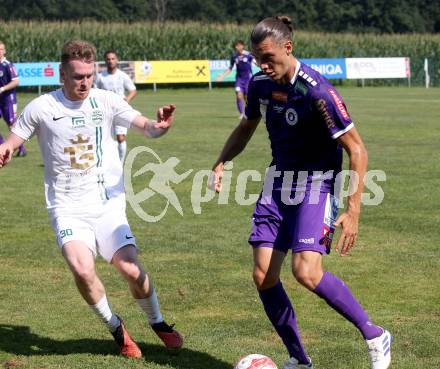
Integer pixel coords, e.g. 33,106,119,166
134,60,210,83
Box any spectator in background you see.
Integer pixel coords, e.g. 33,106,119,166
95,50,137,162
217,40,254,118
0,41,25,156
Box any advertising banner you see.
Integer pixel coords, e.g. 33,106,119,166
302,58,346,79
210,60,235,82
346,57,410,79
209,59,261,82
210,58,346,81
15,57,411,86
134,60,210,83
15,62,60,86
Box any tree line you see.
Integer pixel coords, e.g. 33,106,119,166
0,0,439,33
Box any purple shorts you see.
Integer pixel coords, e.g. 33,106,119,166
248,190,339,254
0,100,17,126
235,78,251,95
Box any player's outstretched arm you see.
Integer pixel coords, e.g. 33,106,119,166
0,133,25,168
131,104,176,138
216,68,232,82
333,127,368,256
209,116,260,192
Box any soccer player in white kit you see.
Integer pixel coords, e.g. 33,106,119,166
95,50,137,162
0,40,183,359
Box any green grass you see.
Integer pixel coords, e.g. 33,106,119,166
0,86,439,369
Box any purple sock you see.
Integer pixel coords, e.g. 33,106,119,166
313,272,383,340
0,134,4,145
236,98,244,115
258,281,310,364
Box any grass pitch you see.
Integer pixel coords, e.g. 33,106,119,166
0,86,439,369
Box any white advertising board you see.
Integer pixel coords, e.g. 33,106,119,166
346,57,410,79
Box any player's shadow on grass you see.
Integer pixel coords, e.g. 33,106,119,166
0,324,232,369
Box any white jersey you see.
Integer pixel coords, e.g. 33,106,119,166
12,88,140,218
95,69,136,97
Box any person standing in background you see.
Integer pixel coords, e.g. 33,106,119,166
217,40,254,118
0,41,25,157
95,50,137,162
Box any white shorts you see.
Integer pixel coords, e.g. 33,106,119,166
114,125,128,136
51,202,137,263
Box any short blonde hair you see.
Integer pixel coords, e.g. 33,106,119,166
61,40,96,66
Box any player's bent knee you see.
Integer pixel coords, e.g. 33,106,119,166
118,262,142,281
292,268,321,290
114,255,145,285
72,265,97,286
253,268,278,290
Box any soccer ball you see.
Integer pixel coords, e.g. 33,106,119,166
234,354,278,369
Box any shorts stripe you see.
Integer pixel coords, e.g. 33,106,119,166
95,127,108,200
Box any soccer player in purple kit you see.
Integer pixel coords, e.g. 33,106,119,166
210,16,392,369
0,41,26,156
217,40,254,117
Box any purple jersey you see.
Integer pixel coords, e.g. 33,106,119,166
230,51,253,81
244,62,353,185
0,58,18,104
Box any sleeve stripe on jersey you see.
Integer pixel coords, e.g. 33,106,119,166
332,122,354,139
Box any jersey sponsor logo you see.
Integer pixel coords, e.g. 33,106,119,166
299,237,315,244
271,91,288,103
285,108,298,126
273,105,284,113
314,99,335,129
64,134,94,170
91,109,104,126
328,89,350,120
52,116,65,121
71,116,86,128
125,235,134,240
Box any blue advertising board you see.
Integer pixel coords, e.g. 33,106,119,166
210,58,346,81
302,58,346,79
15,62,61,86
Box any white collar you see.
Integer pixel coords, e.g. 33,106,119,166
290,60,301,85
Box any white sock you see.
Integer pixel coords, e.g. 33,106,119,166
118,141,127,162
136,289,164,325
90,295,120,332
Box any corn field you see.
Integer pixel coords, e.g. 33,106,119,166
1,21,439,86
